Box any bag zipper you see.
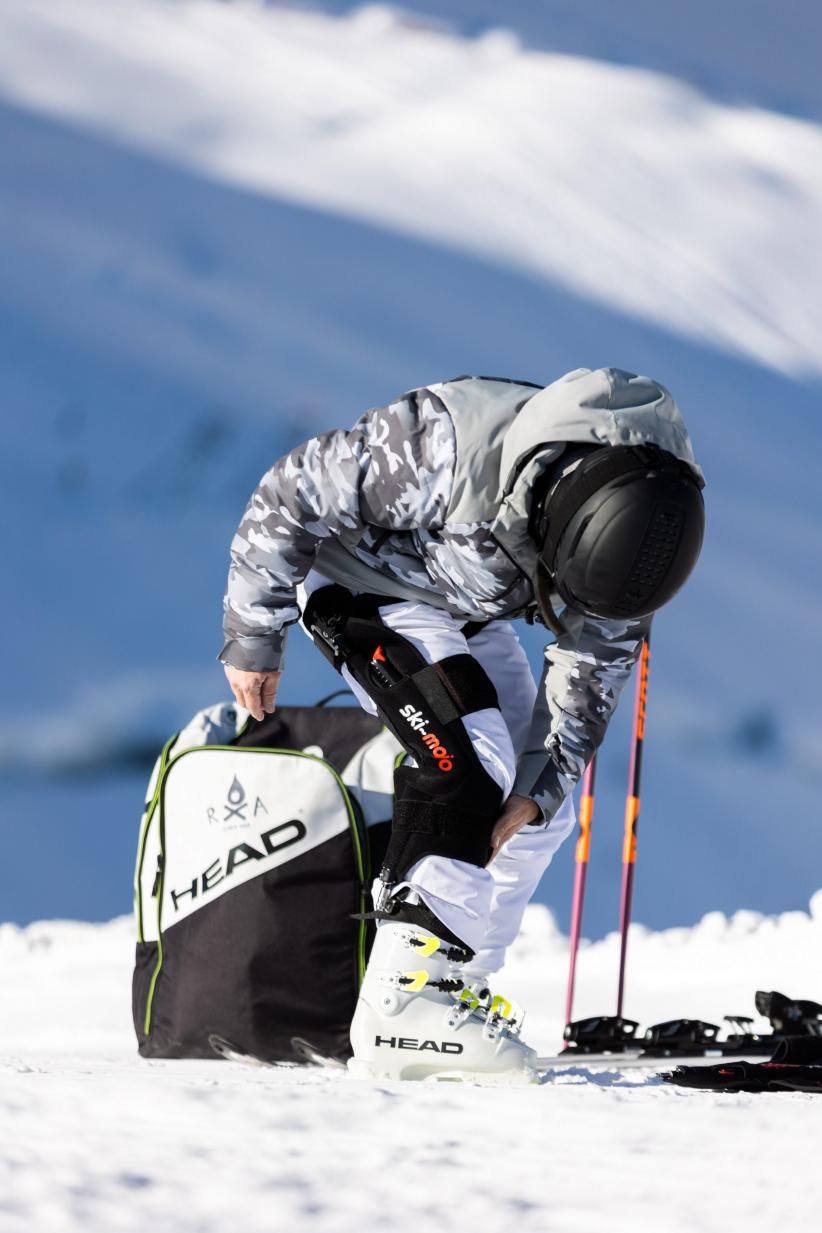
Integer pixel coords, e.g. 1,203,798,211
134,733,177,945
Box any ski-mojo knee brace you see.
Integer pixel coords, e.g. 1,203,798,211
303,585,504,881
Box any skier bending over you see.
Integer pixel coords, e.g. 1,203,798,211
220,367,705,1081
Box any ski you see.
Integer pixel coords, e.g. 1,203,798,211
209,1004,822,1078
209,1032,768,1076
291,1036,348,1070
208,1033,347,1071
536,1050,762,1071
662,1033,822,1091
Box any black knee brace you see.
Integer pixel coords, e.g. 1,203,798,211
303,585,505,881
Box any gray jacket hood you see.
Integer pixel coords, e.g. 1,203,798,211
491,367,704,578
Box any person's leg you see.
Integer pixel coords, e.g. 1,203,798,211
299,582,536,1079
464,622,577,973
463,621,537,757
297,570,379,715
298,584,576,966
375,600,519,952
468,795,576,974
300,585,517,950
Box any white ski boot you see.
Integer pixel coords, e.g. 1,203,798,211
348,905,537,1084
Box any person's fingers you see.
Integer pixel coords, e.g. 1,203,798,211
226,677,244,707
489,820,512,861
224,667,245,708
489,809,533,862
260,674,279,714
243,679,264,722
222,667,278,722
496,821,517,847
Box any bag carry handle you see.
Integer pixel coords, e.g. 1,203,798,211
314,688,354,708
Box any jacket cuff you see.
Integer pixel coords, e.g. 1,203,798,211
218,630,287,672
512,751,551,800
512,756,566,823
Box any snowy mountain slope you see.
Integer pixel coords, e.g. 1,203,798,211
2,1,822,378
1,903,821,1233
1,1,821,934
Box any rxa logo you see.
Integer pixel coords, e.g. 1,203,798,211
398,704,455,772
206,775,269,829
374,1035,463,1054
224,775,247,820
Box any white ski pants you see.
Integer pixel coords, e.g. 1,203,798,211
297,571,576,971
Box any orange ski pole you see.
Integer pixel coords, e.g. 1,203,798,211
616,635,650,1018
564,754,597,1026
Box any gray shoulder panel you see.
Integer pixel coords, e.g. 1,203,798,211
434,377,543,523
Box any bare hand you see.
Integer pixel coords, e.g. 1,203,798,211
489,794,542,861
223,666,282,722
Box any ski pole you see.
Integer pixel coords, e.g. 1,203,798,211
564,754,597,1026
616,634,650,1019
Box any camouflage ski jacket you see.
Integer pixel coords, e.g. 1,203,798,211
221,368,703,820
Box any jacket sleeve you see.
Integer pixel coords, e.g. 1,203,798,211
511,610,652,820
219,390,456,671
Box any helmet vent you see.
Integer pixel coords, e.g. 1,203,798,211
613,505,684,614
542,443,705,621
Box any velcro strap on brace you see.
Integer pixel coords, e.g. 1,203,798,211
410,654,499,725
393,799,479,837
388,798,495,875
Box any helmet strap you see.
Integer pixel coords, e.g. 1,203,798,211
535,558,567,638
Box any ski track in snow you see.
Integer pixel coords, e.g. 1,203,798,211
1,906,822,1233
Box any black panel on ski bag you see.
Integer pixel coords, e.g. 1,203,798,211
132,700,398,1063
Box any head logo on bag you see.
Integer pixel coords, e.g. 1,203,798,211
170,818,308,912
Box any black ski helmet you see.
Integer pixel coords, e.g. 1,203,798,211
533,443,705,630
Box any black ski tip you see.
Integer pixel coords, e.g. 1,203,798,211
660,1061,768,1092
661,1059,822,1093
208,1033,256,1064
290,1037,347,1070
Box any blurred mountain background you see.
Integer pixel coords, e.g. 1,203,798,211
1,0,820,935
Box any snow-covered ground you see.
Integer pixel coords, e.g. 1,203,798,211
1,899,821,1233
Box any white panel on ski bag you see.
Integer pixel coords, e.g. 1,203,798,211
341,727,403,828
159,748,352,928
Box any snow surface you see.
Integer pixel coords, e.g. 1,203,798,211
1,0,821,934
2,900,822,1233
